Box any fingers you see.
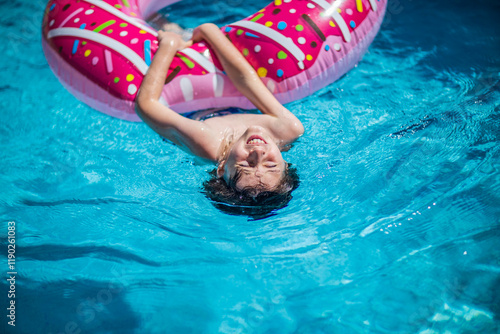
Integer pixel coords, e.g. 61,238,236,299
182,40,193,49
157,30,191,51
191,27,203,43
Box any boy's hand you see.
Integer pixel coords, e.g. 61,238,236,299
157,30,192,50
191,23,219,43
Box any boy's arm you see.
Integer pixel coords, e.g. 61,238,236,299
136,31,219,160
136,31,191,130
193,24,304,138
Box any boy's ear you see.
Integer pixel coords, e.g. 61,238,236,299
216,161,226,178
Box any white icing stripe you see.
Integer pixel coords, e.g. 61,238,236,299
310,0,351,43
58,8,83,28
159,96,169,107
179,48,216,73
180,77,193,101
230,21,305,69
48,28,149,75
213,74,224,97
368,0,378,11
83,0,158,36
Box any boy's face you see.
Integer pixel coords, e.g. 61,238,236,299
219,126,286,191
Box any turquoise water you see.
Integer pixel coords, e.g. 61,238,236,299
1,0,500,333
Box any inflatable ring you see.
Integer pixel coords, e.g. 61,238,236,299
42,0,387,121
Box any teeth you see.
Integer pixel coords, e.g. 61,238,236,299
248,139,265,144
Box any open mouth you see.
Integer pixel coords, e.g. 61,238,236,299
246,135,267,145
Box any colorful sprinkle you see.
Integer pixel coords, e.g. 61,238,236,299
85,9,94,15
302,14,326,41
296,24,304,31
120,31,128,37
307,3,315,9
245,32,260,38
274,0,282,5
130,38,139,44
237,29,244,36
107,29,113,34
126,74,134,82
329,21,335,27
144,40,151,66
257,67,268,77
224,27,232,32
139,29,146,34
277,21,287,30
114,4,122,8
334,43,341,51
356,0,363,12
93,20,115,33
346,8,353,15
92,57,99,65
277,69,284,77
105,49,113,73
120,23,128,27
306,54,313,61
273,9,281,15
80,23,86,29
72,40,79,54
63,4,70,11
298,37,306,45
178,55,195,69
121,0,131,8
350,20,356,28
49,19,55,27
268,58,274,64
277,50,287,59
284,0,291,2
251,13,264,22
325,45,330,51
74,18,80,23
50,3,56,11
289,9,296,13
254,45,262,52
311,41,317,48
243,48,249,56
130,12,137,16
84,50,91,57
165,66,181,84
82,41,87,45
265,21,273,27
128,84,137,95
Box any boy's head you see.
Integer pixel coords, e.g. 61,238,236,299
217,126,286,191
204,126,299,217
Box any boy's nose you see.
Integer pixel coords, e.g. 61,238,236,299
247,147,265,165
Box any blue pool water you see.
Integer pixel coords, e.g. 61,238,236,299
1,0,499,333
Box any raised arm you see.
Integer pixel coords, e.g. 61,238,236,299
136,31,191,128
136,31,219,160
193,24,304,138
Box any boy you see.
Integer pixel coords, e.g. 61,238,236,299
136,24,304,212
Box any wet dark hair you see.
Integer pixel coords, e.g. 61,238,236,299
203,164,300,219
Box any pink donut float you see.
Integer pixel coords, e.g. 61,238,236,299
42,0,387,121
